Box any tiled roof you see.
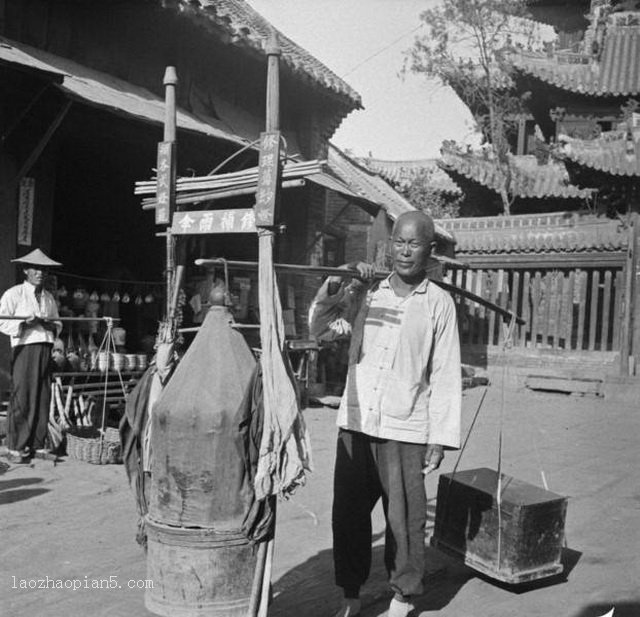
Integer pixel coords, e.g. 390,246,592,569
327,144,454,243
439,147,593,200
171,1,362,108
328,145,416,220
436,211,628,255
559,129,640,176
0,37,248,146
358,158,461,194
511,22,640,97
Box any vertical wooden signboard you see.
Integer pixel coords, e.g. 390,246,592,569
156,141,176,226
254,131,281,228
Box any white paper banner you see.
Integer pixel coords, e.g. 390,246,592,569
17,177,35,246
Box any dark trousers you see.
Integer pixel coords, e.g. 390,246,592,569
8,343,52,453
332,429,428,599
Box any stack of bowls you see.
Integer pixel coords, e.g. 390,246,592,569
111,352,125,372
137,354,148,371
98,351,110,372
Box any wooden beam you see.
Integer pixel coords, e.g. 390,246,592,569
457,252,626,269
195,258,525,324
0,82,52,145
12,100,72,185
525,375,603,397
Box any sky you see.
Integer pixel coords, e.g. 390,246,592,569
246,0,481,160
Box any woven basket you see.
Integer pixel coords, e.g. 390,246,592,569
65,427,122,465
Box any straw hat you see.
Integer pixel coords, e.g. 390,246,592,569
11,248,62,267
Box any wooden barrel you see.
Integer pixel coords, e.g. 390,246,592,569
145,518,259,617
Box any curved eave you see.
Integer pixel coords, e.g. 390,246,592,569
559,153,640,178
515,67,640,98
438,160,592,201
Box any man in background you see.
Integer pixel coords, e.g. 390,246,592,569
0,249,62,463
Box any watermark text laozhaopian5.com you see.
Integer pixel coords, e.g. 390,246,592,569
11,576,154,590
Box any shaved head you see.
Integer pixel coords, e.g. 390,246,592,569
392,211,436,244
390,211,437,284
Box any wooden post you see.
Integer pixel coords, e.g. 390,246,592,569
266,32,280,135
253,30,281,617
520,271,531,347
13,100,72,185
630,214,640,374
566,271,576,350
588,270,600,351
160,66,178,319
576,270,587,351
516,115,526,156
620,217,636,376
601,270,612,351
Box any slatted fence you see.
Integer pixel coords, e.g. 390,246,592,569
447,265,626,352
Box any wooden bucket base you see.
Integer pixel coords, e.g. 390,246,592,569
145,518,258,617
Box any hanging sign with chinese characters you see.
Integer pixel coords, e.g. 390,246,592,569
17,177,35,246
171,208,257,235
156,141,176,225
254,130,281,227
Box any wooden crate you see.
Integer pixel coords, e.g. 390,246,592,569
431,467,568,584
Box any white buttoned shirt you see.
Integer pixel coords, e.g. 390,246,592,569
0,281,62,347
309,275,461,447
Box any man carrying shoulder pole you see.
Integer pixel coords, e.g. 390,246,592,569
309,211,462,617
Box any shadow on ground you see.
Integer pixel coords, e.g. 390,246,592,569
0,477,44,492
0,476,48,505
270,540,473,617
0,488,50,505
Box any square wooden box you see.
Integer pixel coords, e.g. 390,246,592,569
431,467,568,584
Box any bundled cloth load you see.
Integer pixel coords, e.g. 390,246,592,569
149,306,259,529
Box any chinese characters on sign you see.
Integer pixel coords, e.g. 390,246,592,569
254,131,281,227
17,177,35,246
156,141,176,225
171,209,257,235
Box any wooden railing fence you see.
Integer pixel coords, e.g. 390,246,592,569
447,265,626,353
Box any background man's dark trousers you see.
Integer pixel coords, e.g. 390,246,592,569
8,342,53,453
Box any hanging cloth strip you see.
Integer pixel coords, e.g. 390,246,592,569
253,230,312,500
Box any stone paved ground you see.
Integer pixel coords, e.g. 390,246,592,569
1,374,639,617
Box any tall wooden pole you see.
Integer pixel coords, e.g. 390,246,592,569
255,30,281,617
621,215,637,376
630,213,640,375
265,32,280,134
162,66,178,319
